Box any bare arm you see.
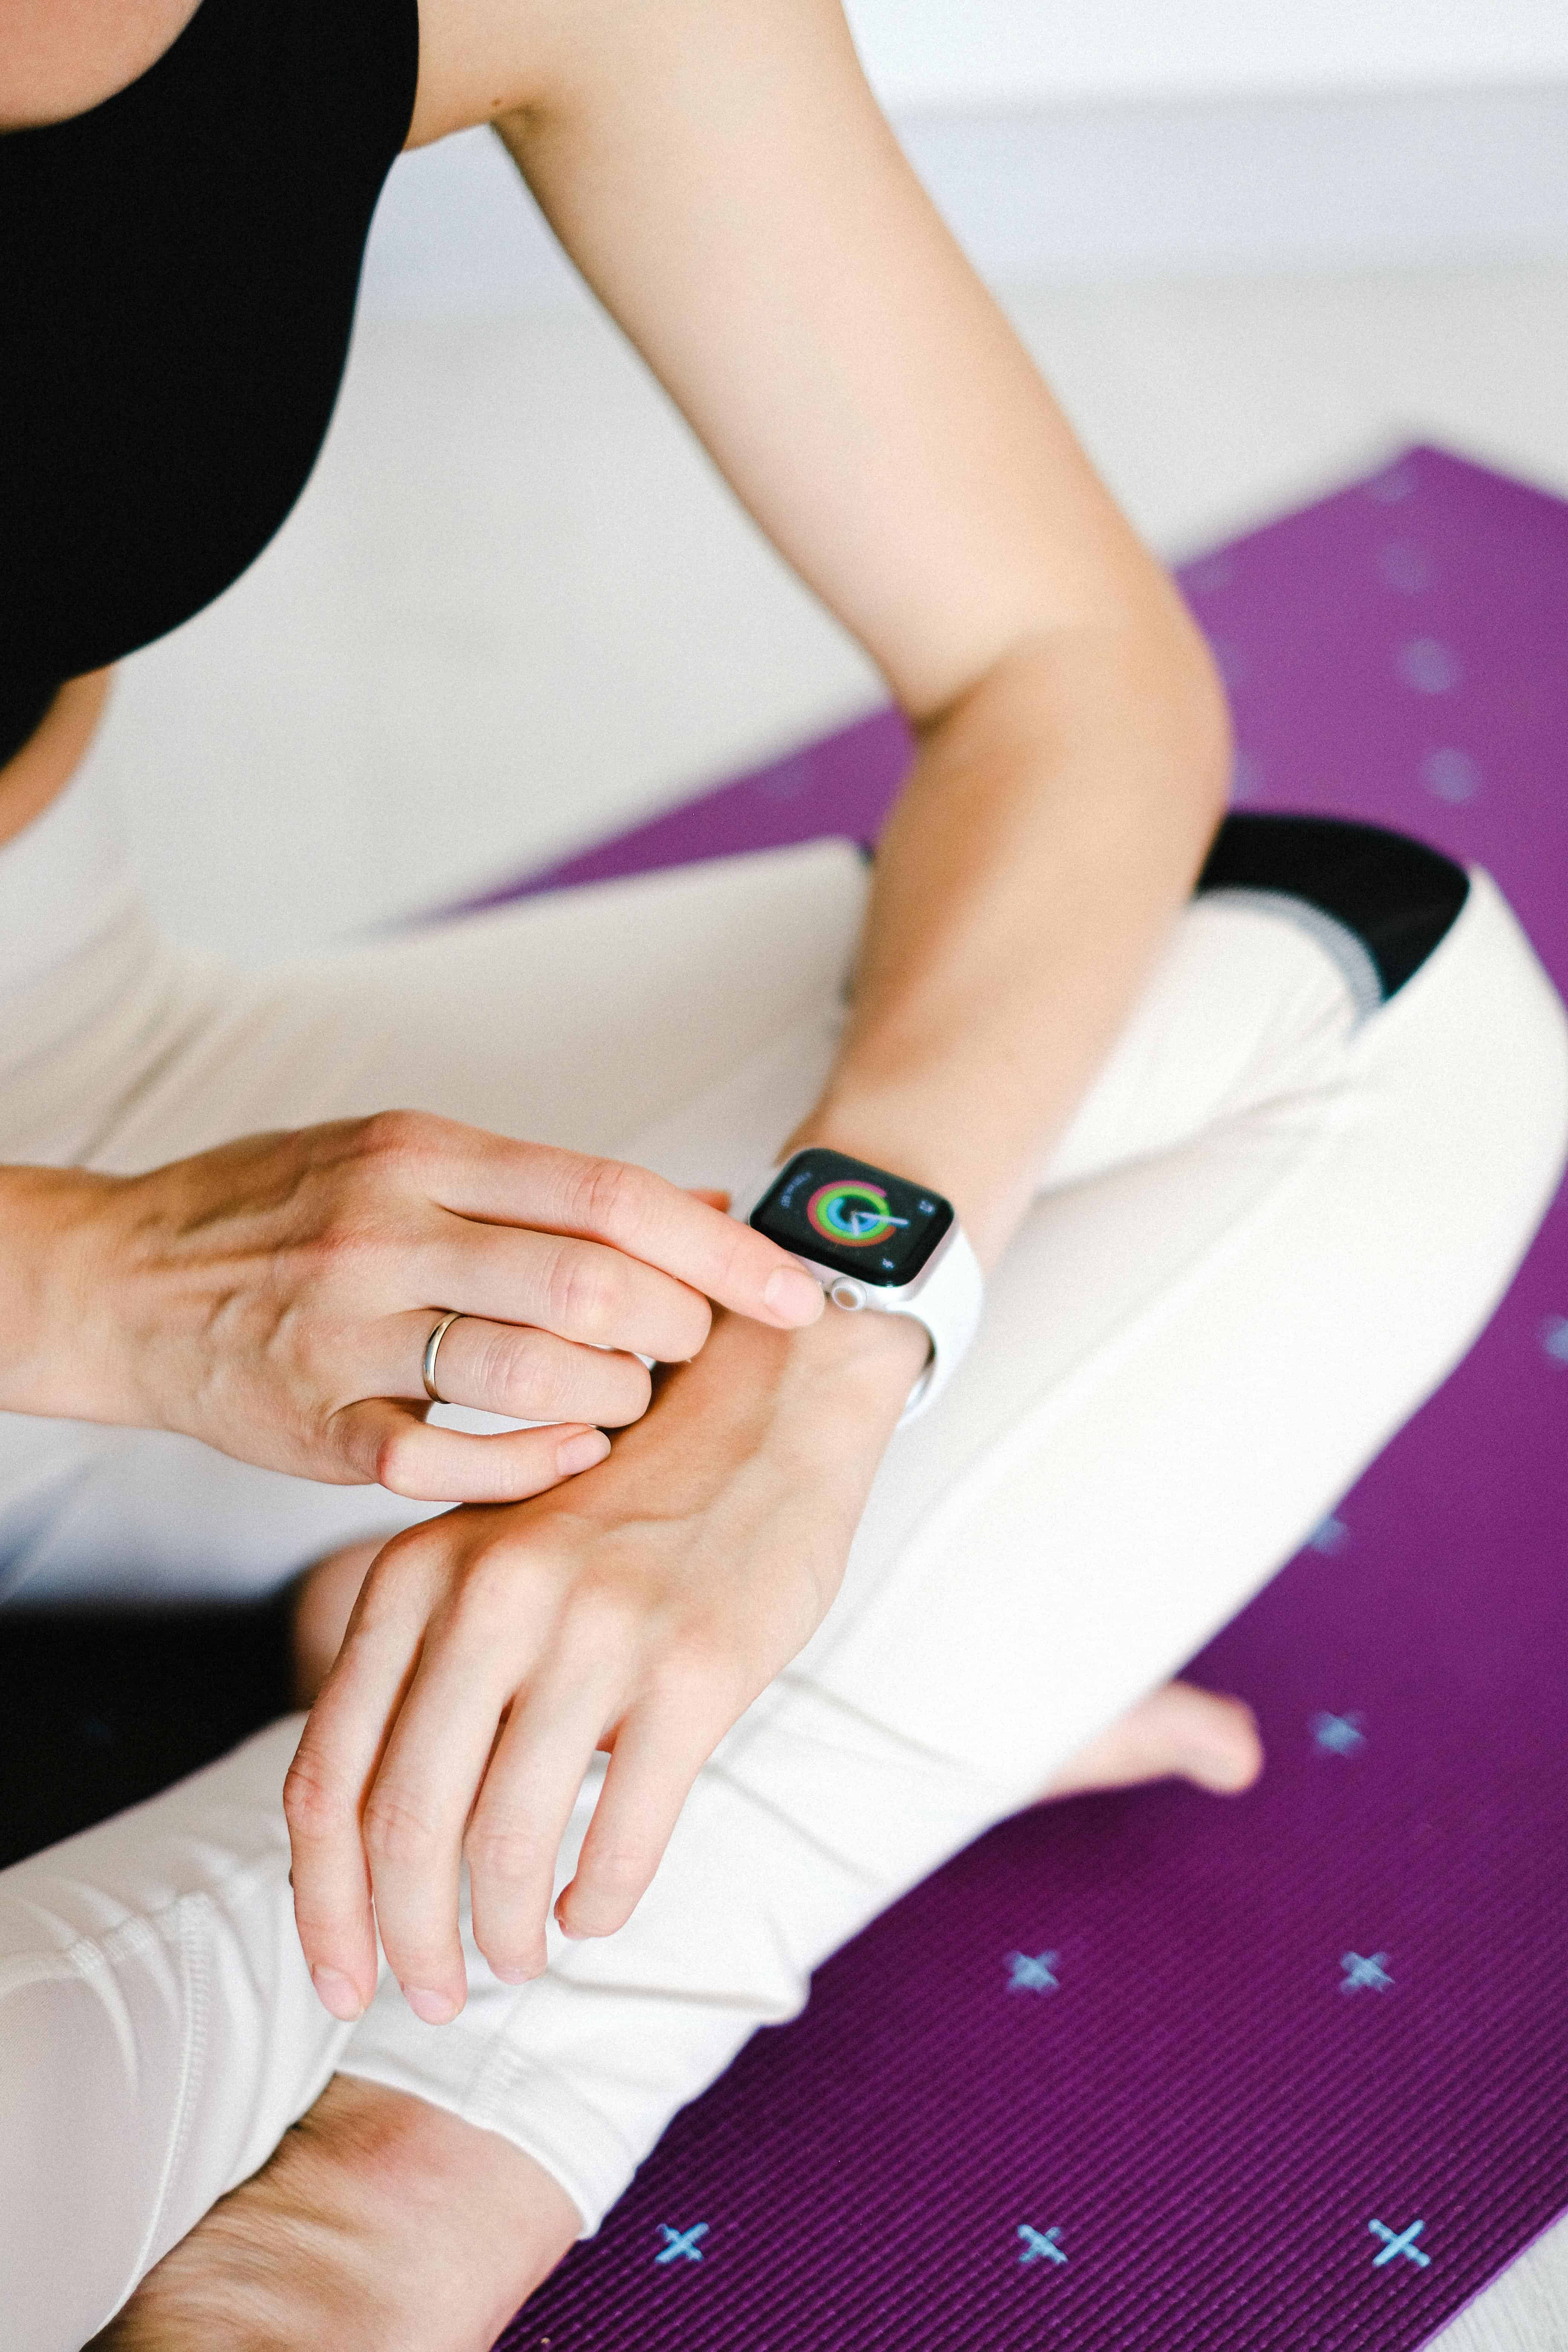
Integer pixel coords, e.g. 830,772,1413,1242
468,0,1229,1257
794,623,1227,1261
4,0,1228,1269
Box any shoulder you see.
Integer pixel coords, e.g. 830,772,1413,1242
0,0,201,130
0,0,787,152
404,0,573,147
405,0,819,147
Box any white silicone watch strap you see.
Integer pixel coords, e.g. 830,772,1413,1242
896,1224,984,1420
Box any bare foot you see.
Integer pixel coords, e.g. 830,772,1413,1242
289,1538,383,1706
90,2076,579,2352
1040,1680,1263,1802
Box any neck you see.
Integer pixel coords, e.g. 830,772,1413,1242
0,669,113,850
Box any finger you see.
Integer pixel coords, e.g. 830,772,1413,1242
467,1671,620,1984
363,1562,566,2018
684,1188,730,1211
334,1402,610,1503
283,1532,445,2018
553,1697,722,1942
431,1227,716,1365
387,1311,653,1426
432,1144,825,1332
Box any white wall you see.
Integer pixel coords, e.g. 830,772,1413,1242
358,81,1568,322
357,0,1568,317
844,0,1568,112
898,83,1568,282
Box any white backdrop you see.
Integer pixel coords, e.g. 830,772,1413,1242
356,0,1568,316
844,0,1568,111
360,80,1568,320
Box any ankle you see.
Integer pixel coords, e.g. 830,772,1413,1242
97,2079,581,2352
310,2078,582,2331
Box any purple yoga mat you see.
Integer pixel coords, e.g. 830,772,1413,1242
493,446,1568,2351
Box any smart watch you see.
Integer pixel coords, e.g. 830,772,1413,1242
732,1147,983,1421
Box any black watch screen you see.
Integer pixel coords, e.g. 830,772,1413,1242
748,1148,954,1289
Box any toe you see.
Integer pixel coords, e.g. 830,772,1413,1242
1162,1685,1264,1795
1038,1680,1264,1802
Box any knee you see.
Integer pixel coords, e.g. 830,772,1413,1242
1373,867,1568,1233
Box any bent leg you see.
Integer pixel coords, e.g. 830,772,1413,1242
7,817,1563,2338
0,820,875,2341
332,860,1568,2234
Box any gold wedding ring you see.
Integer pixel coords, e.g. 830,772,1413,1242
421,1310,465,1405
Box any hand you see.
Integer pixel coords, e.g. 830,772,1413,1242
283,1302,928,2021
26,1114,824,1501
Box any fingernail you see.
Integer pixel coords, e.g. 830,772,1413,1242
557,1428,611,1477
311,1965,364,2021
763,1267,824,1324
402,1984,458,2024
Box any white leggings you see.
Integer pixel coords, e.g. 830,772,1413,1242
3,763,1566,2350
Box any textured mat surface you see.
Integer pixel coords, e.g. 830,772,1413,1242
492,447,1568,2351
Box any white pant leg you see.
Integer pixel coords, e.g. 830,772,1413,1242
335,870,1568,2231
3,840,1564,2337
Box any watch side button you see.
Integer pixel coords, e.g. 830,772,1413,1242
828,1278,867,1312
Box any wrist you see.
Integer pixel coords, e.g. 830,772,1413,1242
655,1299,930,1461
775,1292,933,1418
732,1140,985,1423
0,1164,132,1421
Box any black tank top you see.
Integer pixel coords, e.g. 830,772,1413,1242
0,0,419,766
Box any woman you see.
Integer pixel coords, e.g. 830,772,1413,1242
3,0,1565,2344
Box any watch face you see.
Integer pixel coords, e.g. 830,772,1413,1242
749,1148,954,1289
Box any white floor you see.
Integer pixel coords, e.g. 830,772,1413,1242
85,253,1568,2348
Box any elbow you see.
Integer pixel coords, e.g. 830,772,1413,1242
1142,584,1234,858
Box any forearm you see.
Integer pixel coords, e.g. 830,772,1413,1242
790,596,1230,1266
